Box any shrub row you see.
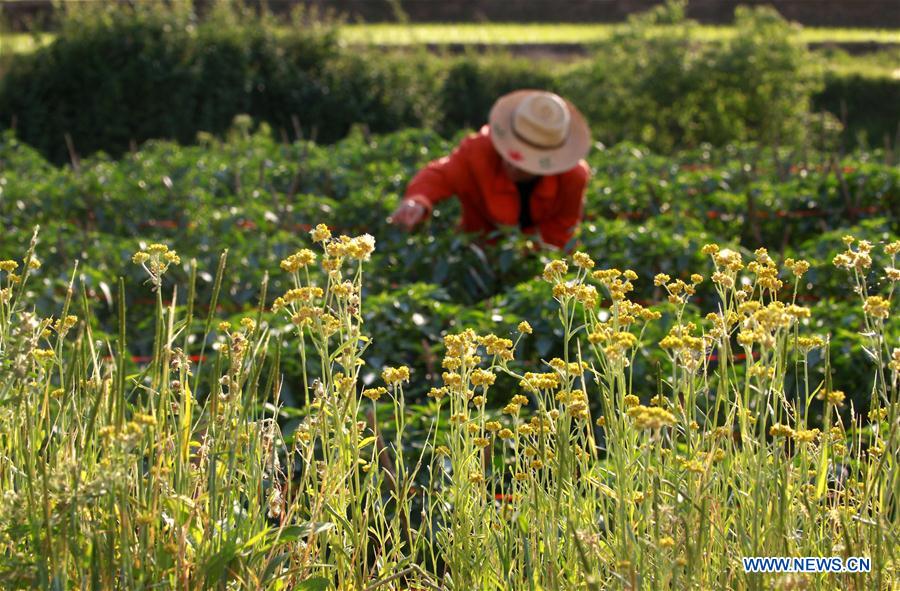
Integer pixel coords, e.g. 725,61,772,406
1,2,897,164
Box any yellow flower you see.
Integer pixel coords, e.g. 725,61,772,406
484,421,501,433
889,348,900,372
427,387,448,400
32,348,55,363
283,287,324,303
626,405,676,430
542,259,568,282
816,389,845,406
346,234,376,261
517,321,533,335
769,423,794,438
310,224,331,242
862,296,890,319
363,387,387,401
470,369,497,386
280,249,316,272
793,428,820,444
0,260,19,273
382,366,410,385
572,252,595,269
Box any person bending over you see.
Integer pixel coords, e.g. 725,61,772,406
390,89,592,250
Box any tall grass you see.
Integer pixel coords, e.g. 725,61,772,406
0,227,897,589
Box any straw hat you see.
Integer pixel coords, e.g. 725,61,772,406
488,89,592,176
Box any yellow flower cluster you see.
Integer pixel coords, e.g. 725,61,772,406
0,260,18,273
480,334,514,361
132,244,180,286
833,237,873,271
279,249,316,272
551,282,599,307
769,424,820,443
747,248,782,292
283,287,324,304
542,259,568,282
52,315,78,336
815,389,845,406
323,234,376,262
470,368,496,387
626,405,676,430
548,358,588,376
862,296,890,320
591,268,637,302
654,273,702,305
890,348,900,372
382,366,410,385
363,387,387,401
32,348,55,363
783,258,810,277
310,224,331,242
520,372,561,393
736,302,801,349
794,336,825,353
445,330,478,358
572,252,595,269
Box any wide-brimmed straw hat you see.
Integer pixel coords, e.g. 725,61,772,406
488,89,592,176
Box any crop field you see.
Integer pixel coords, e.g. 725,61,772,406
1,121,899,588
4,24,900,55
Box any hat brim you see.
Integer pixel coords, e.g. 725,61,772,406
488,90,592,176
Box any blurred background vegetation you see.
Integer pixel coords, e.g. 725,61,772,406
0,0,898,164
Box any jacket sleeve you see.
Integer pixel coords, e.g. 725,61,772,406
404,136,473,212
539,161,590,250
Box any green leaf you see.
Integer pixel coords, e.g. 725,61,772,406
296,576,331,591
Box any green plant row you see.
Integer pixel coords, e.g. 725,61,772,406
2,122,898,410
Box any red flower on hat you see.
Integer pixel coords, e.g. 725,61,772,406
507,150,524,162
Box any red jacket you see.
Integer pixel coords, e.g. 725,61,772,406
405,126,590,249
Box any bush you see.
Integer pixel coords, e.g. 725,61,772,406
437,53,560,135
813,72,900,148
0,2,439,163
1,1,897,162
561,2,821,151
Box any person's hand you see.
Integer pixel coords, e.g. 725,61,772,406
389,198,428,231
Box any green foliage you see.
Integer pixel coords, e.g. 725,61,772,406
1,121,898,409
562,4,821,151
437,53,560,135
2,1,897,164
0,2,441,163
814,72,900,148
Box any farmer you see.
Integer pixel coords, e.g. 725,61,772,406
390,89,592,250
